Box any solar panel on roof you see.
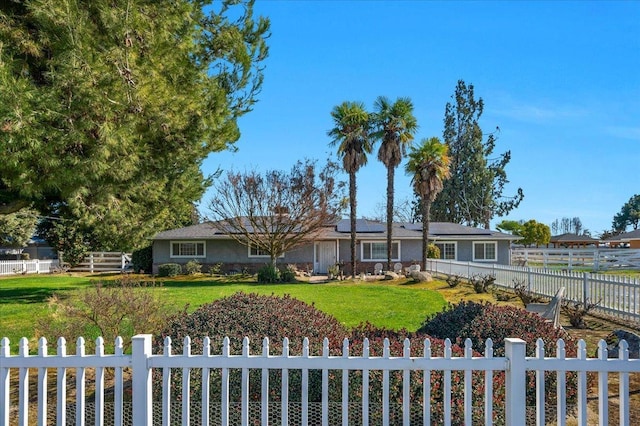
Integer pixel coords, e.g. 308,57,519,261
336,219,385,233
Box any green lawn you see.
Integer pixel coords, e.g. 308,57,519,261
0,274,447,344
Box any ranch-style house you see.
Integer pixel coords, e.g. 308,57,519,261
151,218,518,275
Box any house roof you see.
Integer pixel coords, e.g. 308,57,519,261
604,229,640,242
550,233,600,243
152,218,518,241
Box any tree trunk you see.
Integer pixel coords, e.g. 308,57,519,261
422,200,431,269
350,171,357,278
386,165,394,271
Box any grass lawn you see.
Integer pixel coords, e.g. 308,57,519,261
0,274,448,344
0,276,91,343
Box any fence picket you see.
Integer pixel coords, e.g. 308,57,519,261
483,339,493,426
19,337,29,426
382,338,390,426
56,337,67,426
241,336,250,426
464,338,473,425
202,336,211,426
342,338,350,426
556,340,567,426
402,339,410,426
534,339,545,426
443,339,452,426
423,339,431,426
598,340,609,423
261,338,270,426
37,338,47,426
619,340,630,425
577,340,588,426
114,337,124,426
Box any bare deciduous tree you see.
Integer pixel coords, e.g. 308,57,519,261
208,159,345,268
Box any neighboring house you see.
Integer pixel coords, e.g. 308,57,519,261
0,236,57,260
151,219,518,275
604,229,640,249
548,233,600,248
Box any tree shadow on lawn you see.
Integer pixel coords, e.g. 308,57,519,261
0,287,80,305
0,286,69,304
159,279,306,288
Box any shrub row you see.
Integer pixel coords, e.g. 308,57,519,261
152,293,587,423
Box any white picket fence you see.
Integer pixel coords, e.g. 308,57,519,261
427,259,640,321
1,334,638,426
0,259,60,276
511,248,640,271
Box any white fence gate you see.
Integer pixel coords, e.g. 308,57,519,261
427,259,640,321
1,334,639,426
66,252,132,273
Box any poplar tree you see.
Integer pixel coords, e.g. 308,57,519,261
0,1,269,250
430,80,523,228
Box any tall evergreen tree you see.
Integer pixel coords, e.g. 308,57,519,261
372,96,417,269
0,1,269,250
405,137,451,269
431,80,523,229
613,194,640,232
328,101,372,277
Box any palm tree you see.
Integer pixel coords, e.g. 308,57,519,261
372,96,418,270
406,137,451,269
328,101,372,277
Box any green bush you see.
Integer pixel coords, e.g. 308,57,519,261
184,259,202,275
208,262,223,275
257,264,280,283
279,264,297,282
153,292,348,402
131,245,153,273
427,243,440,259
158,263,182,277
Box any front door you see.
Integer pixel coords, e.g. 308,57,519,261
314,241,336,274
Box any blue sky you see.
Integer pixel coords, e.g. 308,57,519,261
200,1,640,236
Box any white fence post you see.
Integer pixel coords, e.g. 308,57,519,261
0,338,9,426
583,273,590,305
90,254,94,273
505,338,526,426
132,334,153,426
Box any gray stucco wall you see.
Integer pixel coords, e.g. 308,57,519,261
152,237,511,274
152,238,314,274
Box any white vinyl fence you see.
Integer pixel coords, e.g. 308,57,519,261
0,259,60,276
426,259,640,321
66,252,132,273
511,248,640,271
1,334,638,426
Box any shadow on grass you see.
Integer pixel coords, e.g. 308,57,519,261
159,277,306,288
0,287,67,304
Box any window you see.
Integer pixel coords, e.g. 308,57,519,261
361,241,400,261
248,245,284,258
473,242,497,262
435,242,456,260
171,241,205,258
